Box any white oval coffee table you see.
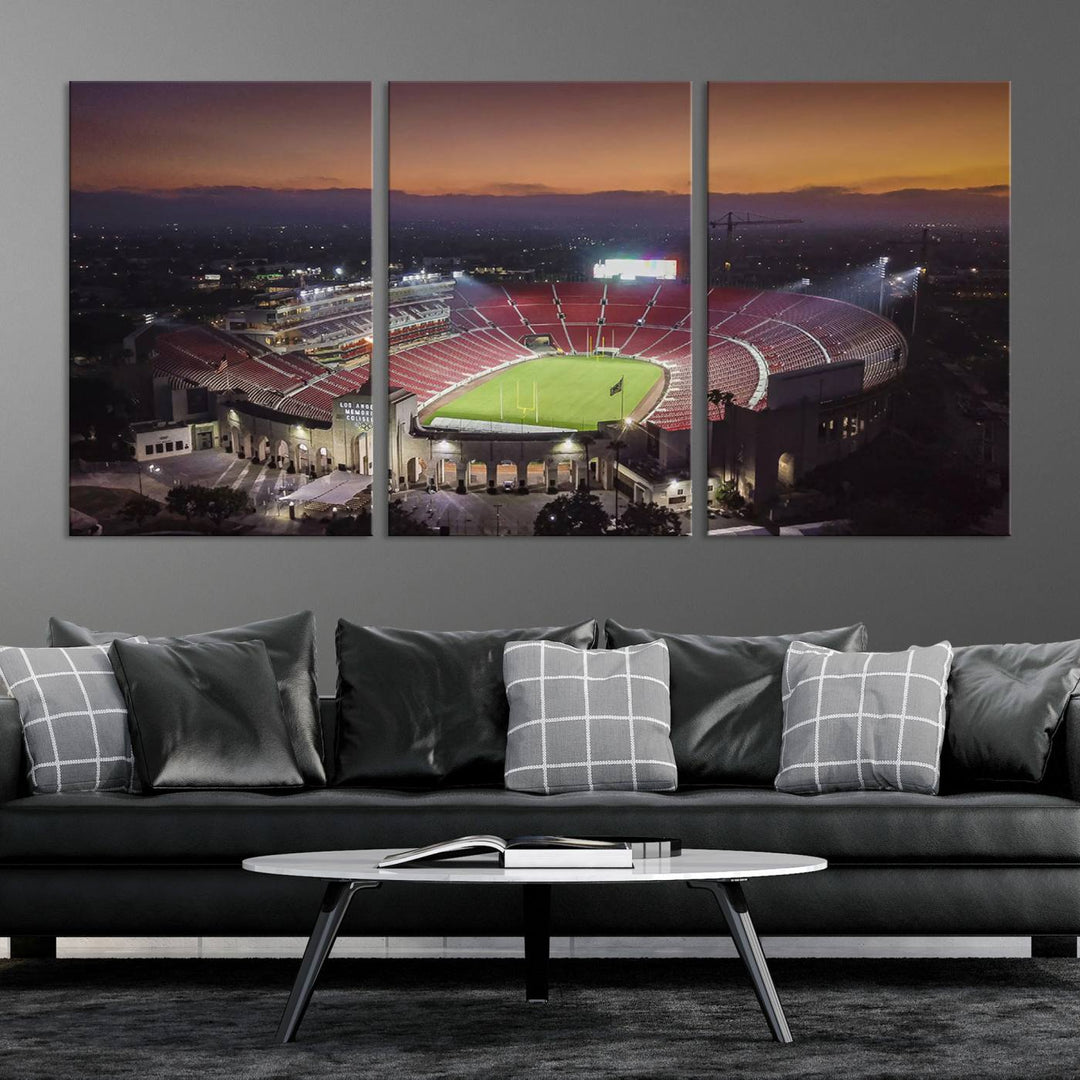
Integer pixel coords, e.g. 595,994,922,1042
244,847,827,1046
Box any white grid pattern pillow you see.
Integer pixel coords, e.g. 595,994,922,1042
776,640,953,795
503,639,677,794
0,645,138,794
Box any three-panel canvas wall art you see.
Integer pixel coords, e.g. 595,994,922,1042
68,81,1009,538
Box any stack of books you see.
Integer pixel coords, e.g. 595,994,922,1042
377,835,681,869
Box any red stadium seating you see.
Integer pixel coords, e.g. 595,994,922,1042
558,303,603,326
152,285,908,435
553,283,604,300
604,283,662,305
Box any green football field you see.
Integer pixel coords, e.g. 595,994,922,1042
428,355,663,431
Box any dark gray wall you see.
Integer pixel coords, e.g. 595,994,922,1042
0,0,1076,689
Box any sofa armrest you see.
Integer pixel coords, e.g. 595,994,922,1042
0,697,24,803
1065,693,1080,801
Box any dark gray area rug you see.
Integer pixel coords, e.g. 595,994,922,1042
2,957,1079,1079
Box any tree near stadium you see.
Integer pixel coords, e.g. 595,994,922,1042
533,491,612,536
616,502,683,536
164,485,253,529
118,493,160,529
388,499,433,536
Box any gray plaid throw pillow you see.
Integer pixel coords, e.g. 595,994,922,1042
776,640,953,795
0,645,138,794
503,639,677,794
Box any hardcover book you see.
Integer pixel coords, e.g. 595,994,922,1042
377,835,633,869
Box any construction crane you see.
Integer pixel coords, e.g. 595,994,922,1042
709,211,803,281
880,226,934,272
709,210,804,238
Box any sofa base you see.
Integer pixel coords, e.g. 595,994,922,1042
6,865,1080,939
1031,935,1078,958
10,935,56,959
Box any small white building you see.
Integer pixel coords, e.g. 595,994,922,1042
131,422,194,463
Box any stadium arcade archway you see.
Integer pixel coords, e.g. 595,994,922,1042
778,452,796,488
405,456,424,485
352,436,370,474
467,461,487,489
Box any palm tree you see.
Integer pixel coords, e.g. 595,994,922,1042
607,436,628,525
707,389,736,420
577,433,595,491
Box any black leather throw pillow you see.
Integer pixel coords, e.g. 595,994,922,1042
335,620,600,788
604,620,868,786
109,638,304,792
942,641,1080,787
48,612,324,786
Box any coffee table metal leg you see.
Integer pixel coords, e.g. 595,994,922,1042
523,883,551,1002
276,880,380,1044
688,880,793,1044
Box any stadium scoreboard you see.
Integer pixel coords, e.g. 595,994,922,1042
592,258,677,282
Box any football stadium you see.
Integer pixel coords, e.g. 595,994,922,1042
134,261,907,522
389,277,906,430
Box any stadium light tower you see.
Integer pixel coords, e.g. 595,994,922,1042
877,257,889,315
911,267,925,339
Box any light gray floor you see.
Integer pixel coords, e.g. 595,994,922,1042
0,936,1044,959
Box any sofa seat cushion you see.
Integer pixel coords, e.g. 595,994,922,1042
2,788,1079,865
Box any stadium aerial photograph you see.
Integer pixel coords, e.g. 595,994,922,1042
68,81,374,537
387,81,692,537
704,82,1010,536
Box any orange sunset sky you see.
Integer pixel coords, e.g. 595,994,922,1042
70,82,372,192
709,82,1009,195
69,81,1008,199
389,82,691,196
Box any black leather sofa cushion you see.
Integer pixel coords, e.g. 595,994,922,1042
109,638,304,791
604,621,867,786
3,788,1078,865
943,641,1080,787
335,620,600,789
47,612,325,787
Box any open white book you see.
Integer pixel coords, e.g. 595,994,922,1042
377,835,633,869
